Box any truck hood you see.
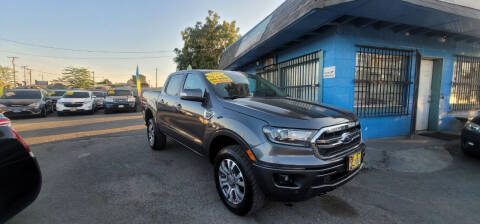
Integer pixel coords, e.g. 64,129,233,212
0,99,41,106
222,97,356,129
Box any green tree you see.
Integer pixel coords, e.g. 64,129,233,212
0,66,11,85
97,79,112,85
174,10,241,70
60,67,93,89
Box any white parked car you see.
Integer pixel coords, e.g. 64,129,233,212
56,90,97,116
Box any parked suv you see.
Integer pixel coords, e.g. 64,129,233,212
47,90,67,111
104,89,137,114
56,90,96,115
143,70,365,215
0,89,53,118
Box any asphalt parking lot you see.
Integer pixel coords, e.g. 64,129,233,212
6,111,480,224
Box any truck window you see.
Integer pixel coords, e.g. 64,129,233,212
183,74,206,96
165,75,184,96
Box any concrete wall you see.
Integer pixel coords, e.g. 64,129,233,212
238,23,480,139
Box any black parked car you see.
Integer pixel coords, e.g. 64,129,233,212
0,89,53,118
0,114,42,223
104,89,137,114
462,115,480,156
143,70,364,215
47,90,67,111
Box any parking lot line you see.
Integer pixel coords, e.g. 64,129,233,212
12,115,143,132
24,124,145,145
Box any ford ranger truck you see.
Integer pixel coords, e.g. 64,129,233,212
143,70,365,215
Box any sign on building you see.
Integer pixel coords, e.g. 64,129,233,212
323,66,336,79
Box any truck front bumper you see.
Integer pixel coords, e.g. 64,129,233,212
252,143,365,201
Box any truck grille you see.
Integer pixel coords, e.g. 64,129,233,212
312,122,361,159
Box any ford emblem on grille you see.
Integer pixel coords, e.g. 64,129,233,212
340,132,353,144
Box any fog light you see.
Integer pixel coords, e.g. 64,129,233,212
274,174,295,187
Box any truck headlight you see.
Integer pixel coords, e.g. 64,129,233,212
263,126,316,147
465,121,480,133
128,97,136,102
28,102,41,108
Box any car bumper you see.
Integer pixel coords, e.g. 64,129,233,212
56,103,93,113
105,102,135,110
461,128,480,154
1,107,42,117
252,143,365,201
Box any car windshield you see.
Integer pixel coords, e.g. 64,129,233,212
205,72,286,99
63,92,90,98
1,90,42,99
93,92,105,97
49,91,66,97
107,90,132,96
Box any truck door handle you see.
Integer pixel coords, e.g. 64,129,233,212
175,103,182,111
159,99,164,104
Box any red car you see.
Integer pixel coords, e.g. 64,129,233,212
0,114,42,223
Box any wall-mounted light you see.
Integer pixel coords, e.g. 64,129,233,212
256,61,260,66
405,31,410,36
439,35,447,43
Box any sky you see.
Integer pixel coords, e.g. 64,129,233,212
0,0,284,86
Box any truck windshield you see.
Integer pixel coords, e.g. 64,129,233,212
205,72,286,99
1,90,42,99
63,92,90,98
107,90,132,96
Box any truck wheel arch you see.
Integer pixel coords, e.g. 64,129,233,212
144,108,153,125
207,130,251,163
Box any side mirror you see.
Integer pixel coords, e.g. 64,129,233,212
180,89,204,102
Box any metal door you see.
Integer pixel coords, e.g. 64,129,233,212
416,59,433,131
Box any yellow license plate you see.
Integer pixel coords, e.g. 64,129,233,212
72,108,77,111
348,152,362,171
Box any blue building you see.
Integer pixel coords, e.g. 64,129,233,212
219,0,480,139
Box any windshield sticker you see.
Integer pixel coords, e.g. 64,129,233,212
48,91,55,96
205,72,233,85
107,90,115,95
4,91,15,97
65,91,74,96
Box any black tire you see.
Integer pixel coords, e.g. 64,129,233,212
214,145,265,216
40,107,47,117
147,118,166,150
104,109,111,114
57,111,63,116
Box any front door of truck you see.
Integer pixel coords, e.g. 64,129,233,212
175,73,208,153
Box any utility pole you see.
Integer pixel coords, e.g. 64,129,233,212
28,68,32,86
155,68,158,88
21,65,28,87
7,56,18,87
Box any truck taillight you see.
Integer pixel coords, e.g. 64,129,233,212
11,128,34,157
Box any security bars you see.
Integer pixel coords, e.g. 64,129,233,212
354,46,413,117
256,51,320,102
450,55,480,112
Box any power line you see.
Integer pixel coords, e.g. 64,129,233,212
0,37,174,54
0,50,175,60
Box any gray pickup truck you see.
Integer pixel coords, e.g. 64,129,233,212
143,70,365,215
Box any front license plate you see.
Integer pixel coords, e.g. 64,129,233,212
348,152,362,171
72,108,77,111
118,105,124,108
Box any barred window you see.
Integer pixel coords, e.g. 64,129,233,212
354,46,413,117
449,55,480,112
256,52,320,102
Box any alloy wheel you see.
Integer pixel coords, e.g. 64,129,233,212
218,159,245,205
